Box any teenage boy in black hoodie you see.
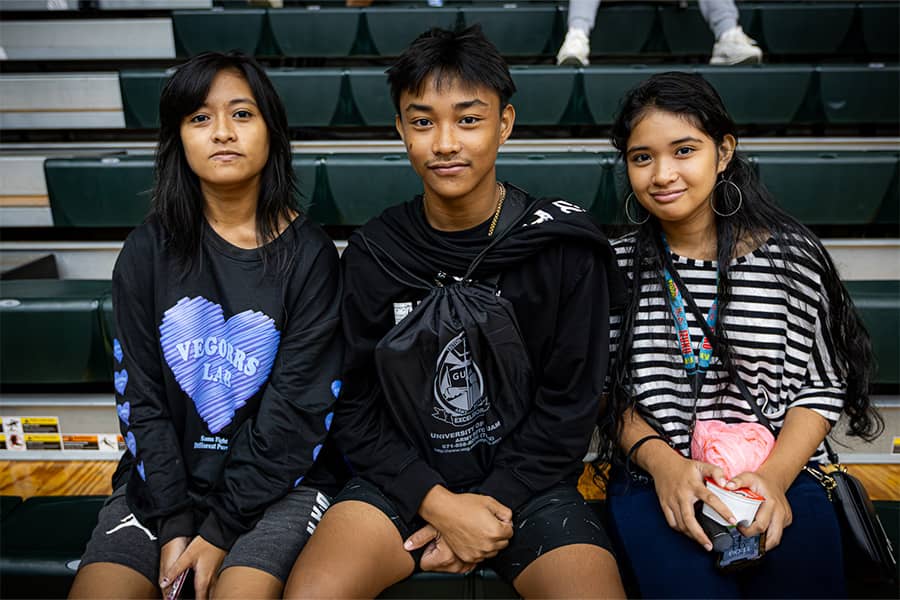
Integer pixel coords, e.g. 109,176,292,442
285,26,625,599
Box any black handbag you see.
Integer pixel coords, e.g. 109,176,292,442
668,258,898,586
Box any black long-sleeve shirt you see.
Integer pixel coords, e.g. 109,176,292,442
333,186,622,522
111,215,343,550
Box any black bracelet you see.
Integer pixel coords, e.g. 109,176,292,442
625,434,672,476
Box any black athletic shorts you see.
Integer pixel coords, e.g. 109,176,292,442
334,477,613,583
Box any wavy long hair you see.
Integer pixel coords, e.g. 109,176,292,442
152,51,299,275
602,72,882,462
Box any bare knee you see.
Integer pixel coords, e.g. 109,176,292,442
69,562,157,600
284,501,414,599
513,544,625,600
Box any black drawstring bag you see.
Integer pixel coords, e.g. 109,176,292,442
358,194,540,490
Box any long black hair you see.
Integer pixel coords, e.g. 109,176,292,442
603,71,882,458
152,51,299,275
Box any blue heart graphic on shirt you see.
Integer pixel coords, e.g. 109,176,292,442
159,296,280,434
324,411,333,431
114,370,128,395
330,379,342,399
117,401,130,426
136,461,146,481
113,338,123,364
125,431,137,457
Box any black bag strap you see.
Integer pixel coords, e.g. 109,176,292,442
665,253,841,465
463,190,542,280
357,233,433,291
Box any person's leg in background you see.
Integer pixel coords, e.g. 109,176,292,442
700,0,763,65
556,0,601,66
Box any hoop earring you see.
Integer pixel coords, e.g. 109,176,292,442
625,192,650,224
711,178,743,217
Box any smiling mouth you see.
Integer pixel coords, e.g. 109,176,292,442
428,162,469,175
651,189,686,202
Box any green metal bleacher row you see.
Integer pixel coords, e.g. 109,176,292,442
0,492,896,599
120,63,900,129
4,64,897,132
0,276,897,389
39,150,899,227
1,2,898,61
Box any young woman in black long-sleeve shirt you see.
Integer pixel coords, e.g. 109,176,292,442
69,52,343,600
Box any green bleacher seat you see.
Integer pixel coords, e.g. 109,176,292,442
697,65,812,125
269,69,344,127
347,69,394,127
582,66,670,126
0,497,22,522
43,156,149,227
658,4,752,55
0,496,106,600
860,2,900,55
758,2,855,55
847,281,900,385
461,6,559,56
46,156,154,227
509,67,576,126
0,280,112,385
497,154,603,211
325,154,420,225
586,4,655,55
268,8,359,57
365,7,459,56
172,9,267,57
819,65,900,125
754,152,898,225
44,155,317,228
119,70,169,130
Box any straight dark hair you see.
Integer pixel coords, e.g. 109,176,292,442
603,71,882,462
386,25,516,114
152,51,299,275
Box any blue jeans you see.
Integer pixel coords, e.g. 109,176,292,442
606,466,846,598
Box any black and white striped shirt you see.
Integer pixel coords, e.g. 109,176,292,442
610,233,845,463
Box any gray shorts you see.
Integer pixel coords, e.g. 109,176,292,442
78,484,331,584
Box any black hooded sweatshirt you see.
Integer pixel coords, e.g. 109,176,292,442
333,184,624,523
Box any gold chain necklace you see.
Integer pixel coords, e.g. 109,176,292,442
487,182,506,237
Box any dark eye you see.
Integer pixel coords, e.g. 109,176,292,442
460,116,480,125
675,146,695,156
234,109,252,119
411,118,432,127
189,114,209,123
631,153,651,164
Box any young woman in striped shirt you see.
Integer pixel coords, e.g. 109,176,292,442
602,71,882,598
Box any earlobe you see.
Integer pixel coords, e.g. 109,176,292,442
499,104,516,144
717,133,737,174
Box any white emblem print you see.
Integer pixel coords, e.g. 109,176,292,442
106,513,158,541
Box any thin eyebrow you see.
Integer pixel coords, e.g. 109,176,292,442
405,103,433,113
228,97,257,107
453,99,489,110
404,98,490,113
626,136,704,154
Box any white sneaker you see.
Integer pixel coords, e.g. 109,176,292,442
556,28,590,67
710,26,763,65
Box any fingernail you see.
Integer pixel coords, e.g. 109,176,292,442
728,517,738,525
726,481,736,489
704,543,712,552
403,540,413,550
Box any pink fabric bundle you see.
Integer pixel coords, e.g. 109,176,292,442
691,420,776,480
